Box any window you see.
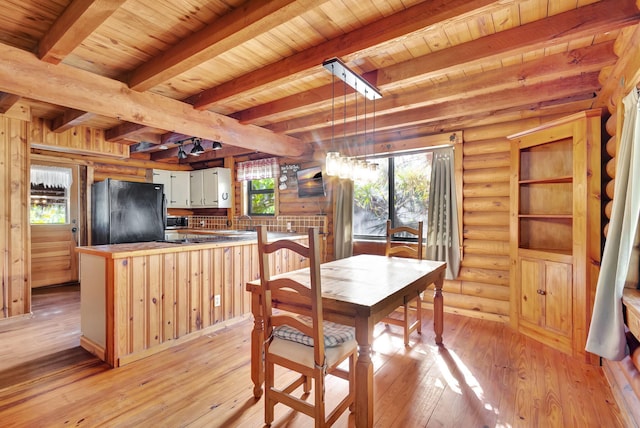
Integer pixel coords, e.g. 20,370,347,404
353,151,432,239
248,178,275,216
30,165,72,224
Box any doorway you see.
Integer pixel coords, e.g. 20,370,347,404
29,161,83,288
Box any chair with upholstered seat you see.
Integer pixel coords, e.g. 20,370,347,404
383,219,424,346
257,225,357,427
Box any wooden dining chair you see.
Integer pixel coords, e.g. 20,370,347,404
383,219,424,346
257,225,357,428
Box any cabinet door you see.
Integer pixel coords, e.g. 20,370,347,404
544,260,572,337
201,169,217,207
520,257,543,326
171,171,191,208
216,168,232,208
152,169,171,205
189,170,204,207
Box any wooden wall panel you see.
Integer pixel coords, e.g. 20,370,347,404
30,117,129,158
0,117,30,319
108,241,307,366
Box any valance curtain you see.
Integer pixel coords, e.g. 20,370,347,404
333,179,353,260
586,89,640,360
30,165,72,188
426,147,460,280
236,158,280,182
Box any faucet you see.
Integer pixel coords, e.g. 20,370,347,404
238,215,254,231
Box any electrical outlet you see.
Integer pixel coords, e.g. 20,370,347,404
286,222,292,231
214,295,221,307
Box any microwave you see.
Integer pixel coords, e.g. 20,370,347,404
166,216,188,229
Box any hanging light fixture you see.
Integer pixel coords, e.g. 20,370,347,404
190,137,205,155
211,141,222,150
322,57,381,182
177,142,188,160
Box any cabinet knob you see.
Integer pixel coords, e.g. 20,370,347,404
537,289,546,295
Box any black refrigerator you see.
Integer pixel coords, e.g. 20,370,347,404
92,179,166,245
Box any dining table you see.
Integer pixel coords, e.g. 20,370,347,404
245,254,447,428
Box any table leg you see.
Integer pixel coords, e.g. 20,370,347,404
250,291,264,398
354,316,374,428
433,273,444,345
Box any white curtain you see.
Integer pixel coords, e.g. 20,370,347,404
30,165,72,188
333,179,353,259
236,158,280,181
586,89,640,360
426,147,460,279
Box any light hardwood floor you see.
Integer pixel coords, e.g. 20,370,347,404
0,286,625,427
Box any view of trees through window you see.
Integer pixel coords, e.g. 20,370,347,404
354,152,432,238
248,178,275,215
30,184,69,224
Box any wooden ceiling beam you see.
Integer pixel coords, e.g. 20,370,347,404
128,0,324,91
0,41,308,158
50,109,97,133
38,0,127,64
0,92,21,114
302,72,602,144
376,0,640,89
269,41,616,135
236,41,615,126
104,122,154,142
187,0,497,110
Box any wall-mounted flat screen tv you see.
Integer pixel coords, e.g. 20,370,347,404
296,165,326,198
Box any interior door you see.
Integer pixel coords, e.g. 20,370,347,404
30,162,81,288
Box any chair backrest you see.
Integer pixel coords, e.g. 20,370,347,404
257,225,325,364
385,219,424,260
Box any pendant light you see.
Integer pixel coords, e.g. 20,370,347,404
322,57,381,182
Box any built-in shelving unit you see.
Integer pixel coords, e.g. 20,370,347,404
508,109,601,362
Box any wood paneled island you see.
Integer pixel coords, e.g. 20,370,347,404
76,233,307,367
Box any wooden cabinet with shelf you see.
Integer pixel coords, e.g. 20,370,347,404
508,109,601,361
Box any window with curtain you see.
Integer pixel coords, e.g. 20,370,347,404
30,165,72,224
353,151,433,239
237,157,280,217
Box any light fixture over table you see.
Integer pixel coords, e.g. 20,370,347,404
322,57,382,182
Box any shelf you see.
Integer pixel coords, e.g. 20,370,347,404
519,214,572,219
518,247,573,263
519,175,573,185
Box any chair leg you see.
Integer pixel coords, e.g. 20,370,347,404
403,302,410,346
314,372,326,428
416,293,422,335
265,358,275,425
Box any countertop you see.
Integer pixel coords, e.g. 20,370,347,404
75,230,307,259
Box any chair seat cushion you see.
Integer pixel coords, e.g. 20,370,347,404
269,336,357,369
273,319,355,348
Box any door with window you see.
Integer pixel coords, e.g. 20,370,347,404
30,162,81,288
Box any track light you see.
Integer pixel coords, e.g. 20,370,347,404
212,141,222,150
177,143,188,160
190,138,205,155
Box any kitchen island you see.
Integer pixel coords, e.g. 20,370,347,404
76,232,307,367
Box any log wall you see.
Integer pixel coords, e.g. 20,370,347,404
0,117,30,320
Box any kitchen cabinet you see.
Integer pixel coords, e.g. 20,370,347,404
190,167,231,208
152,169,190,208
508,109,601,361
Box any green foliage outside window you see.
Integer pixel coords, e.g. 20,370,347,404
354,152,431,238
30,184,68,224
249,178,275,215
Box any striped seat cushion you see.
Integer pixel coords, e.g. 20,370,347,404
273,319,355,348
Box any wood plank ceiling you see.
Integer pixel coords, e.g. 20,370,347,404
0,0,638,164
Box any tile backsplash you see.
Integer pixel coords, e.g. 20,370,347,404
189,215,327,235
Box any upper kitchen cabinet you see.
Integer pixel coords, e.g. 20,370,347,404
190,168,232,209
508,109,601,361
152,170,190,209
